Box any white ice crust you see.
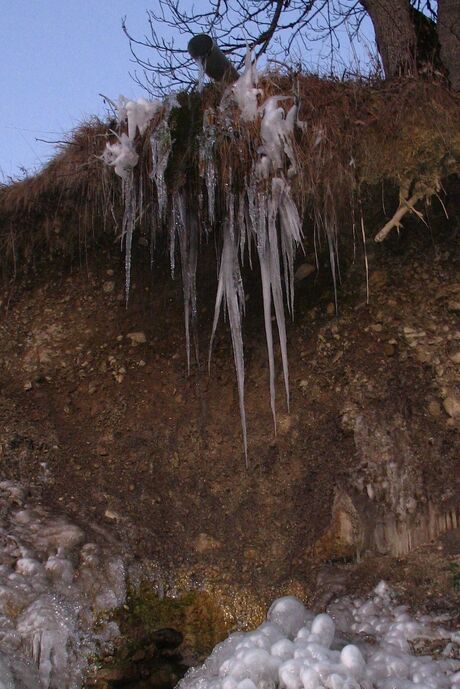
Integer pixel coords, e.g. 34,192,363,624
180,586,460,689
0,481,125,689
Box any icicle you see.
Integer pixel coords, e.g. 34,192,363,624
278,180,303,317
324,185,340,313
150,116,172,223
209,195,248,462
199,109,217,226
247,174,303,427
196,59,206,93
238,190,247,264
249,187,277,426
173,192,198,373
169,211,176,279
121,171,137,304
268,180,290,414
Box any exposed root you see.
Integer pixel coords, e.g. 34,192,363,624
374,183,431,243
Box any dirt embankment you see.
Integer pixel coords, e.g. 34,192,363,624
0,209,459,624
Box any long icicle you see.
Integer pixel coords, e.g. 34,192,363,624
209,195,248,462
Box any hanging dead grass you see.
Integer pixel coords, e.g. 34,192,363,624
0,75,459,283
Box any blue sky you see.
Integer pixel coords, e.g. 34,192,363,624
1,1,155,179
2,1,374,180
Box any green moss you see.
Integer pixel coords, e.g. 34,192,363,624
119,584,230,658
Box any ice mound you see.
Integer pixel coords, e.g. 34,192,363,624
180,585,460,689
0,481,126,689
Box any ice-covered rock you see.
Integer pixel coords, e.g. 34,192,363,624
0,481,126,689
179,583,460,689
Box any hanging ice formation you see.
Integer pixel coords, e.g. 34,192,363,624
172,192,199,373
101,52,306,459
102,97,167,302
199,109,217,226
209,193,248,461
228,53,303,433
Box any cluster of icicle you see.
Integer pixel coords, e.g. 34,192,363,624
0,480,125,689
180,582,460,689
102,54,305,461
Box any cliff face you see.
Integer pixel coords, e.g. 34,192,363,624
0,201,459,620
1,76,459,630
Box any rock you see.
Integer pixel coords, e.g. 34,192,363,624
449,351,460,365
194,532,221,553
448,301,460,312
326,302,335,316
370,323,383,333
443,396,460,419
23,381,33,391
383,343,396,357
106,269,114,276
415,347,432,364
294,263,315,281
277,414,296,435
127,331,147,345
104,509,121,521
102,281,115,294
428,401,442,418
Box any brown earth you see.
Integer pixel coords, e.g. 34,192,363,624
0,206,459,632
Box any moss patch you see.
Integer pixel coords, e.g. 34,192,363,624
119,585,230,659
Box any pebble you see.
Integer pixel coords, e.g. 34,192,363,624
383,343,396,357
449,352,460,364
415,348,432,364
102,281,115,294
427,401,442,418
447,301,460,312
294,263,315,281
194,532,221,553
127,331,147,345
104,509,120,521
443,396,460,418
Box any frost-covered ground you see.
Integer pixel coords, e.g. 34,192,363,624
0,481,125,689
180,584,460,689
0,477,459,689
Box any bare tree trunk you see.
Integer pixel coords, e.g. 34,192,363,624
361,0,417,77
438,0,460,90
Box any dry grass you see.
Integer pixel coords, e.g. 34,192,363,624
1,75,459,282
0,119,118,279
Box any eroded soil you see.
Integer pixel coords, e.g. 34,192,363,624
0,212,459,629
